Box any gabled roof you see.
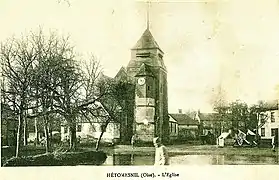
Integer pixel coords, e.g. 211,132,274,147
115,66,127,78
258,100,278,111
98,72,113,81
135,63,154,77
114,66,128,81
169,113,199,125
132,29,162,51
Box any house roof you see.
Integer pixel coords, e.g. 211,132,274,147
132,28,162,51
258,100,278,111
218,132,230,139
169,116,177,123
169,113,199,125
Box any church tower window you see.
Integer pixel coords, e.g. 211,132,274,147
136,52,150,57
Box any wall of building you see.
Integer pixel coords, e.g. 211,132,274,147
135,123,154,142
61,122,120,143
169,121,178,140
259,110,279,137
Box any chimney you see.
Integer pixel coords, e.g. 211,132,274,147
178,109,182,114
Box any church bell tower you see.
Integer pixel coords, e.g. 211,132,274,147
125,14,169,143
134,63,156,142
113,1,169,144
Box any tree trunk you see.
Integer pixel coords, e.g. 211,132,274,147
23,113,28,146
44,116,50,153
48,122,52,149
95,130,105,151
96,122,109,151
256,113,259,142
69,121,77,150
34,117,39,146
16,113,23,158
34,96,39,146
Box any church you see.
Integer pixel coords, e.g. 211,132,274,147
60,26,170,145
60,5,170,145
114,26,169,144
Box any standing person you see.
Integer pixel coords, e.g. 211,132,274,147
153,137,169,166
131,134,137,148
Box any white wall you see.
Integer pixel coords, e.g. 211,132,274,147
258,110,279,137
169,116,178,137
61,122,120,142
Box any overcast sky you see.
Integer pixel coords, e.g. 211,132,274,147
1,0,279,113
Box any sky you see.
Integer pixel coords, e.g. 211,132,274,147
1,0,279,113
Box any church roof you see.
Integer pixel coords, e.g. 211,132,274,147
132,28,162,51
135,63,154,77
115,66,127,79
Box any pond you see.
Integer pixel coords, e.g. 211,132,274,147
103,153,279,165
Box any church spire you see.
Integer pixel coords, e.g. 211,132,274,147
146,0,151,29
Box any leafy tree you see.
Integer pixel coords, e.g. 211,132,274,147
210,86,231,134
228,100,249,131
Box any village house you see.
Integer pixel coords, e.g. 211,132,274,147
61,120,120,144
61,102,120,144
258,100,279,146
169,111,199,141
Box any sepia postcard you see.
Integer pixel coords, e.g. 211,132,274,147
1,0,279,179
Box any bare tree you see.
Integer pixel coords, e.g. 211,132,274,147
29,30,77,152
1,28,132,155
78,56,135,150
1,35,37,157
94,76,135,150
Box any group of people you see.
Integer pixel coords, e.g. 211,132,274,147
131,134,169,166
